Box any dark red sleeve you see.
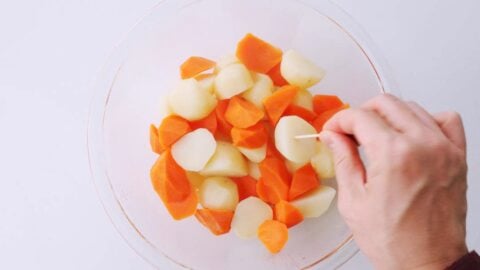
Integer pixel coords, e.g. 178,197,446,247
446,251,480,270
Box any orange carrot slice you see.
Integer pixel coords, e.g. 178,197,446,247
231,122,267,149
275,200,304,228
151,150,191,202
164,191,198,221
284,105,317,122
259,157,291,203
258,220,288,254
289,164,320,201
313,95,344,115
225,96,265,128
195,209,234,235
150,150,197,220
312,104,350,132
256,178,281,205
263,85,298,125
180,56,216,79
267,62,288,87
215,99,233,140
265,136,283,160
149,124,163,154
236,33,283,73
158,115,192,149
190,111,217,135
233,176,258,201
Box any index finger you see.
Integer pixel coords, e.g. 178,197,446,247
323,108,398,147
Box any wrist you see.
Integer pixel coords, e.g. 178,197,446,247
411,245,468,270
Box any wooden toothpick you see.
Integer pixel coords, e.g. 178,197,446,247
294,134,321,140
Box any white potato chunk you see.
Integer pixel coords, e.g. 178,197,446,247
168,79,217,121
281,50,325,88
241,73,273,109
158,94,172,118
171,129,217,172
311,141,336,179
291,186,336,218
199,177,239,211
214,63,254,99
215,54,239,72
293,89,314,111
248,162,261,180
201,141,248,177
275,116,317,164
231,197,273,239
197,75,215,93
238,144,267,163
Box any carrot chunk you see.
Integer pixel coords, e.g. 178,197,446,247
190,111,217,134
267,62,288,86
195,209,234,235
225,96,264,128
265,136,283,160
259,157,291,203
214,99,233,140
258,220,288,254
231,123,267,149
236,33,283,73
284,104,317,122
180,56,215,79
158,115,192,149
149,124,163,154
150,150,197,220
312,104,350,132
312,95,344,115
256,178,280,204
233,176,258,201
275,200,304,228
263,85,298,125
289,164,320,200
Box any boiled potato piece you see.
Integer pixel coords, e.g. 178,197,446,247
311,141,336,179
168,79,217,121
291,186,336,218
285,160,308,174
171,128,217,172
293,89,313,111
201,141,248,177
197,75,215,93
241,73,273,109
199,177,239,211
275,116,317,164
186,171,205,190
281,50,325,88
214,63,254,99
238,144,267,163
158,94,172,118
215,54,239,72
248,162,261,180
231,197,273,239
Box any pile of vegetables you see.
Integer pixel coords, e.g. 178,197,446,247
150,33,347,253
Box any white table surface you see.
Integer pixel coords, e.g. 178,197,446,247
1,0,479,269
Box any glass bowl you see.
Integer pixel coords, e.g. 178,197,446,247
87,0,395,269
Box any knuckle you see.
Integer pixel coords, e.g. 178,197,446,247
394,138,415,156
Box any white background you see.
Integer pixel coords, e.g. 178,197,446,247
1,0,479,269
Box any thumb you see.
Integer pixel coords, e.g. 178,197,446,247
319,130,365,196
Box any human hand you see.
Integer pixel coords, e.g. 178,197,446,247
320,94,468,269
